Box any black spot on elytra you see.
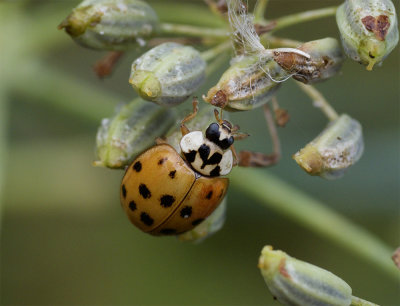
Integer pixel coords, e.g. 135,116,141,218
129,201,136,211
158,157,168,165
169,170,176,179
121,184,127,199
210,166,221,177
133,161,142,172
139,184,151,199
160,195,175,208
159,228,176,235
184,150,197,163
140,212,153,226
192,218,204,226
206,191,213,199
180,206,192,218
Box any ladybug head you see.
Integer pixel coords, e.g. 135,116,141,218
205,122,234,150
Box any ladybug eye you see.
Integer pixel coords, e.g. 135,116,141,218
206,123,221,143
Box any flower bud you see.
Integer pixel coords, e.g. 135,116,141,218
204,56,286,111
58,0,159,51
177,197,227,243
165,104,219,152
336,0,399,70
94,98,177,169
273,38,344,84
293,114,364,180
259,246,352,306
129,42,206,107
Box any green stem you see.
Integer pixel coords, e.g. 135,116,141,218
253,0,269,23
201,40,231,62
229,168,399,280
160,23,228,39
351,295,379,306
261,35,303,48
296,82,339,121
271,6,338,33
11,63,117,122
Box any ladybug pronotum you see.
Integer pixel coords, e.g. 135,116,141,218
120,99,240,236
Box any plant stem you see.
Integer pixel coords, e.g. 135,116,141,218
296,82,339,121
160,23,228,39
270,6,338,33
253,0,269,23
229,168,399,280
201,40,231,61
351,295,379,306
261,35,303,48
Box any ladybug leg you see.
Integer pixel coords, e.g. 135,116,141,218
230,144,239,166
93,51,124,78
238,103,281,167
155,137,167,145
180,97,199,136
271,97,290,127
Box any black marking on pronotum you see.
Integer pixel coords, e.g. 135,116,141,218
139,184,151,199
198,144,210,164
159,228,176,235
133,161,142,172
206,191,213,199
129,201,137,211
180,206,192,218
210,166,221,177
169,170,176,179
184,150,197,163
160,195,175,208
158,157,168,165
192,218,204,226
140,212,154,226
122,184,127,199
205,123,234,150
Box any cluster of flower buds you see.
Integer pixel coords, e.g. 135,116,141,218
336,0,399,70
293,114,364,179
58,0,159,50
94,98,177,168
204,56,285,111
129,42,206,107
273,38,345,84
259,246,353,306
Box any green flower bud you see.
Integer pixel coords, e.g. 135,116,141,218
58,0,159,51
165,104,219,151
129,42,206,107
293,114,364,180
336,0,399,70
273,38,345,84
94,98,177,169
177,197,227,243
204,56,285,111
259,246,352,306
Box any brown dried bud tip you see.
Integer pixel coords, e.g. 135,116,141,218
274,108,290,127
361,15,390,41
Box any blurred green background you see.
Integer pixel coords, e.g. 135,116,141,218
1,0,399,305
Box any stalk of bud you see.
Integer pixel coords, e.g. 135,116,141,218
94,98,177,169
336,0,399,70
273,38,345,84
259,246,353,306
129,43,206,107
293,114,364,179
58,0,159,51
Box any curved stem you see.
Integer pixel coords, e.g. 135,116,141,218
160,23,228,39
229,168,399,280
351,295,379,306
201,40,231,61
270,6,338,33
253,0,269,23
296,81,339,121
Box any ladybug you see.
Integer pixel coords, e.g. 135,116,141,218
120,98,241,236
